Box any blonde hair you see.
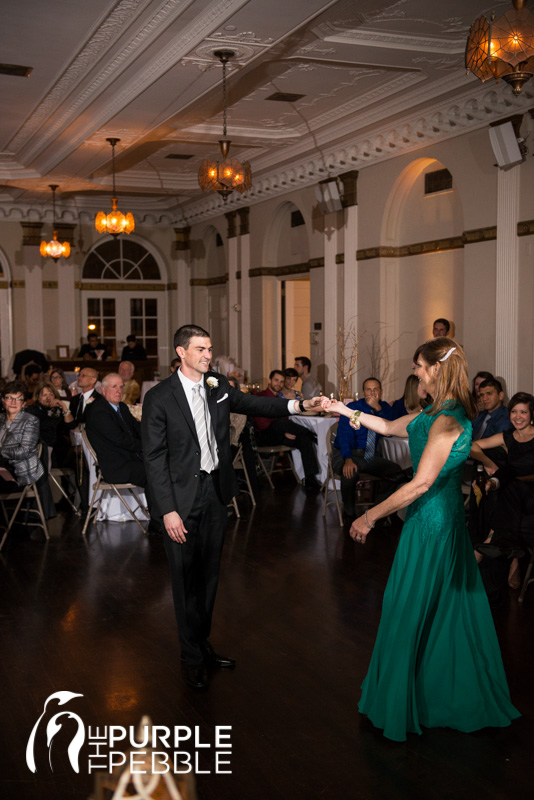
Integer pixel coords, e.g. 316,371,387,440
413,338,476,419
34,380,60,403
403,374,420,413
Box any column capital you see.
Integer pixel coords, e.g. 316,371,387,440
226,211,237,239
339,170,358,208
238,207,250,236
174,226,191,251
20,222,43,246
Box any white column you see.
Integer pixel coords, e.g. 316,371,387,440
227,233,239,361
239,232,251,375
343,203,359,397
24,258,44,351
176,253,191,326
323,212,340,394
57,264,76,350
495,165,520,393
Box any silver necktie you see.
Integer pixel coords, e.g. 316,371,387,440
192,384,214,472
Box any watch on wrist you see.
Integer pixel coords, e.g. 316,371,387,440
299,399,306,413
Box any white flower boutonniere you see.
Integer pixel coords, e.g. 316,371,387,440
206,377,219,392
85,396,95,405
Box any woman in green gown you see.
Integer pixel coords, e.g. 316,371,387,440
329,338,520,742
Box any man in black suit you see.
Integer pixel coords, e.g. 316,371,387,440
141,324,324,689
69,367,104,424
85,373,146,488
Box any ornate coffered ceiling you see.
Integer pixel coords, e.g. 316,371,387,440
0,0,529,226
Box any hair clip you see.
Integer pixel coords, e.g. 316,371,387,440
439,347,456,362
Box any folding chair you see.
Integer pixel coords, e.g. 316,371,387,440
256,445,300,488
81,430,148,536
322,423,343,526
0,445,50,550
46,445,81,516
232,443,257,506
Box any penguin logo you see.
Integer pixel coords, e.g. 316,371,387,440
26,691,85,773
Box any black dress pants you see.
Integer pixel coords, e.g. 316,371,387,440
331,447,402,517
256,419,319,478
163,472,228,665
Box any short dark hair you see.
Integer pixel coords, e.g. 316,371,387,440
433,318,450,333
25,365,43,378
2,380,26,398
508,392,534,420
170,357,181,367
479,378,503,394
363,376,382,390
126,334,136,343
173,324,210,350
295,356,311,371
283,367,299,379
269,369,284,380
88,332,98,339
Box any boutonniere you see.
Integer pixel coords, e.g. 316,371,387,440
85,396,95,405
206,377,219,392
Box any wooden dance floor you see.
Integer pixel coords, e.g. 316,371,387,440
1,480,532,799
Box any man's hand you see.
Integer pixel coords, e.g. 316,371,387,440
284,432,297,440
163,510,188,543
343,458,358,479
304,396,323,411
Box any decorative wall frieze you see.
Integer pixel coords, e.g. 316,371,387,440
190,274,229,286
76,282,165,291
518,220,534,236
182,81,534,225
11,280,25,288
42,281,58,289
356,227,500,261
167,282,178,290
0,281,9,289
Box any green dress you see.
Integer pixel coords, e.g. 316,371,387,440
359,404,520,741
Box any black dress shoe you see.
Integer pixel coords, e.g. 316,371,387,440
182,664,209,689
203,642,236,669
303,476,321,491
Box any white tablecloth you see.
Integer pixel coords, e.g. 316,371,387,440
72,429,148,522
290,415,338,484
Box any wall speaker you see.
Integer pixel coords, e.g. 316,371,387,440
489,121,524,169
315,179,342,214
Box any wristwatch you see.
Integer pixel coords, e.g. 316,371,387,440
299,399,306,413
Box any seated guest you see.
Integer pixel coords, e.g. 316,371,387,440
118,361,141,405
69,367,104,424
278,367,302,401
78,333,109,361
472,378,510,440
472,370,494,414
294,356,322,399
228,377,260,502
120,334,147,362
169,357,181,374
49,368,72,400
12,349,49,379
471,392,534,604
332,377,402,523
23,365,43,400
26,382,74,467
0,381,55,520
432,318,450,337
391,374,424,418
251,369,320,490
85,373,159,532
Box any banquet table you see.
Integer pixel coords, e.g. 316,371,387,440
290,415,338,484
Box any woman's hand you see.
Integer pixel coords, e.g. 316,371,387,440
326,399,349,416
350,514,371,544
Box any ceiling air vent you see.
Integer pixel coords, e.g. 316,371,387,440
0,63,33,77
266,92,305,103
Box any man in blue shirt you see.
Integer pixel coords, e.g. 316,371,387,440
332,377,402,522
472,378,512,440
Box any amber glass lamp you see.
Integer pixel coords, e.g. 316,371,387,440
95,138,135,236
40,185,71,261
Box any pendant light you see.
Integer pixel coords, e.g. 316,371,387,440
40,185,71,261
95,138,135,236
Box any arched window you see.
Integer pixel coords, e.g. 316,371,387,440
82,239,161,280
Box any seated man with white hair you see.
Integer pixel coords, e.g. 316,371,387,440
118,360,140,405
85,373,159,532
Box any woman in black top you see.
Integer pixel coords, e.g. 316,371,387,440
26,382,74,467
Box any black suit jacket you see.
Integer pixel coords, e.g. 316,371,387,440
141,371,291,519
85,399,143,483
69,389,104,424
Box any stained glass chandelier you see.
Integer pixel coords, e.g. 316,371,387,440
198,50,251,201
40,185,70,261
95,138,135,236
466,0,534,95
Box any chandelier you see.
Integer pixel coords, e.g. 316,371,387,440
40,185,71,261
198,50,251,201
465,0,534,95
95,138,135,236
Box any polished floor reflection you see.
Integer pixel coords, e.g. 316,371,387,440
1,482,532,800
